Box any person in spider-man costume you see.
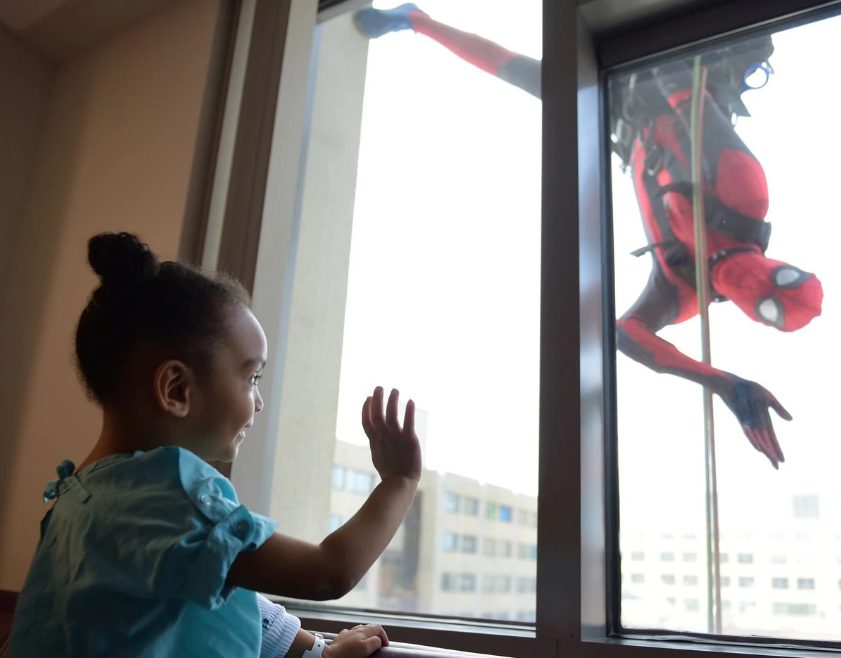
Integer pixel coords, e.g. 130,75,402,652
355,4,823,468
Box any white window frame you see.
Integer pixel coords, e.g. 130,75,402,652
201,0,841,656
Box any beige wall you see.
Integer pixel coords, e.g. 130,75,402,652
0,27,52,305
0,0,221,590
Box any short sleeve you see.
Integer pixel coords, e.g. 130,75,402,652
174,448,278,607
74,447,277,611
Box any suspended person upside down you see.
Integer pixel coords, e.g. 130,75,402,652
355,4,824,468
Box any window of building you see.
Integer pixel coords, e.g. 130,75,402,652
683,575,698,586
797,578,816,590
631,573,645,584
772,578,789,589
682,552,698,563
773,603,818,616
331,466,346,491
499,505,513,522
462,535,478,554
443,491,460,514
661,574,676,585
347,470,375,494
443,532,458,552
607,6,841,643
482,538,495,557
225,0,841,654
793,495,820,519
463,497,480,516
327,514,344,533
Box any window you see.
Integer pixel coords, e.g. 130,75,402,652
348,470,375,494
463,497,480,516
683,575,698,586
327,514,344,533
244,0,540,624
773,603,817,616
793,495,819,519
443,532,458,552
661,574,676,585
682,552,698,562
630,551,645,561
630,573,645,584
461,535,478,554
482,538,495,557
607,6,841,643
517,543,537,560
228,0,836,658
331,466,346,491
443,491,460,514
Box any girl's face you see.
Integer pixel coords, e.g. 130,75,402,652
187,305,267,462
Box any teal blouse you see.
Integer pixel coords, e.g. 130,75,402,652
9,446,277,657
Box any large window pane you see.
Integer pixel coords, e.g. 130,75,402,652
609,11,841,641
266,0,541,620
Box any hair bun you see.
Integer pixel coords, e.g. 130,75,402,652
88,232,159,285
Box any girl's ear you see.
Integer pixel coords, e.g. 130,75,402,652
153,360,193,417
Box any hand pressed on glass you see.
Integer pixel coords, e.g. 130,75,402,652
362,386,423,483
714,376,791,468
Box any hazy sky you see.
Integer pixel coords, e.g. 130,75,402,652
335,0,542,496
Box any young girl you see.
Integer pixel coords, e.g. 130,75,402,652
9,232,422,658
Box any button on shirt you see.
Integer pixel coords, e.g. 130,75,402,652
9,447,277,658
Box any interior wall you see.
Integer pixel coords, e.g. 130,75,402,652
0,26,52,312
0,0,221,590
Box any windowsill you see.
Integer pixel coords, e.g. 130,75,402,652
588,633,841,657
276,599,841,658
277,600,534,638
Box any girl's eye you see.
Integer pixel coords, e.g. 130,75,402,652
249,373,263,387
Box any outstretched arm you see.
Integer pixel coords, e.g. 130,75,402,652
354,4,541,98
617,268,789,468
228,387,422,599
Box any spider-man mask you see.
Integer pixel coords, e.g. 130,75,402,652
711,251,823,331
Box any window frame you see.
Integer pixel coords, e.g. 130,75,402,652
201,0,841,656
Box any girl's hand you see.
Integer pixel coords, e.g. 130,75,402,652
323,624,389,658
361,387,422,482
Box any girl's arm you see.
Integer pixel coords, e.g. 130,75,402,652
228,387,422,600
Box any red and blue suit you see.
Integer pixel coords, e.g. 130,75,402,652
355,4,823,468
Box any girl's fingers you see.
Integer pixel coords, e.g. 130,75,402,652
361,397,373,439
386,388,401,434
371,386,387,432
403,399,415,435
363,635,384,653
